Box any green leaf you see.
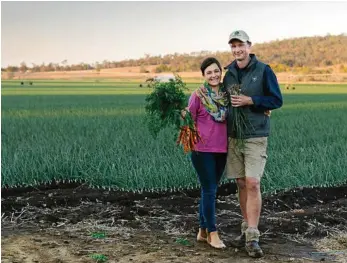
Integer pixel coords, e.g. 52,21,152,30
90,253,108,262
144,74,188,137
91,232,106,239
175,237,191,246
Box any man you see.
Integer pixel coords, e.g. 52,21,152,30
223,30,283,258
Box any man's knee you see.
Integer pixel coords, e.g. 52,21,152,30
236,178,246,189
245,177,260,192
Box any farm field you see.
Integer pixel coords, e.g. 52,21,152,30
1,80,347,262
2,81,347,192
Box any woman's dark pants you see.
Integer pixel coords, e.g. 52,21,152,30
191,151,227,233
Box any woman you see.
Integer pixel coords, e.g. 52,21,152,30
185,57,229,248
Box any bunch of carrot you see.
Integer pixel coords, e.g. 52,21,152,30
145,75,203,153
176,111,202,153
176,125,202,153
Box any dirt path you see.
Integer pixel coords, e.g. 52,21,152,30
2,183,347,263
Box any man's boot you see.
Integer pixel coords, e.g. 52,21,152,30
230,221,247,248
245,227,264,258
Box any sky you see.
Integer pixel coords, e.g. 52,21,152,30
1,1,347,67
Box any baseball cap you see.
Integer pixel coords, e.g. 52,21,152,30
228,30,250,44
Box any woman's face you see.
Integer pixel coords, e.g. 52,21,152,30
203,63,221,87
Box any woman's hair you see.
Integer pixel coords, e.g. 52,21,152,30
200,57,222,76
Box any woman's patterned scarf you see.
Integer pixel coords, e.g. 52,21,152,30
195,82,229,122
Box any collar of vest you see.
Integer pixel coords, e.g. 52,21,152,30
224,54,258,73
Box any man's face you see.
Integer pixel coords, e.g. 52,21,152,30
229,40,251,62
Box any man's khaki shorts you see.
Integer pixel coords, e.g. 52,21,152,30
226,137,268,179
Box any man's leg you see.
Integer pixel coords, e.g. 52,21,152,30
245,177,261,228
226,138,247,247
229,178,248,247
243,137,268,258
244,177,263,257
245,177,264,258
236,178,248,223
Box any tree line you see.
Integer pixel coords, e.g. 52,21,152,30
2,34,347,74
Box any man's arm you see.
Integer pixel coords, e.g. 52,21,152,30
250,65,283,111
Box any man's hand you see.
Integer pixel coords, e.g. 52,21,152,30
231,95,254,107
265,110,271,116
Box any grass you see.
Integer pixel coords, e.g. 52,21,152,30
1,81,347,193
89,253,108,262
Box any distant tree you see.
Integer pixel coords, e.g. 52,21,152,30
155,64,171,73
61,59,68,73
55,63,61,71
299,66,311,74
270,63,289,73
31,63,39,72
95,62,102,75
39,63,46,72
144,53,151,66
1,35,347,74
102,60,111,69
6,67,15,79
46,63,55,71
19,61,28,73
339,64,347,73
324,60,333,66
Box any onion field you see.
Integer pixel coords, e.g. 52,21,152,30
2,81,347,193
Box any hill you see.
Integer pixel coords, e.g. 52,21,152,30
2,34,347,82
253,34,347,67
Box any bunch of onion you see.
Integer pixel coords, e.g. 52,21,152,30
227,84,250,148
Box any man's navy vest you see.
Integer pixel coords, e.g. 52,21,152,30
223,54,270,138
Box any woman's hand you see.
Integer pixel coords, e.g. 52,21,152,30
181,107,189,119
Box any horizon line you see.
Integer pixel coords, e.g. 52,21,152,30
2,33,346,68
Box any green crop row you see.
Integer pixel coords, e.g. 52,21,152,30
1,83,347,193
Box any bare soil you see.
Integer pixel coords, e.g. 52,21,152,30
2,182,347,263
3,66,347,84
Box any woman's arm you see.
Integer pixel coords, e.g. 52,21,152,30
187,91,200,122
